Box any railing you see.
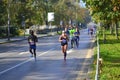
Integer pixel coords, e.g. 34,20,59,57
95,31,100,80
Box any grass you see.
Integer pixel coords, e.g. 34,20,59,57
99,33,120,80
90,31,120,80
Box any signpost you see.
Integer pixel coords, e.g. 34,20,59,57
48,12,54,22
48,12,54,32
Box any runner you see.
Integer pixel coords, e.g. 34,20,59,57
75,27,80,41
69,27,76,48
64,26,70,37
59,31,69,61
90,28,94,38
73,27,80,48
28,30,38,60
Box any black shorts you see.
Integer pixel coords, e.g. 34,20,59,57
61,42,68,46
90,32,93,35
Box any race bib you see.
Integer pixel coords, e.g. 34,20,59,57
30,42,35,45
29,39,35,45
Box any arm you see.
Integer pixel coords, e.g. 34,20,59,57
78,31,80,35
59,35,62,42
28,36,30,43
35,36,38,42
66,35,69,41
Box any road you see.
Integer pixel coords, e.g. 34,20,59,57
0,29,94,80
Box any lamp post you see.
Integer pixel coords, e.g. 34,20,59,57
75,2,78,27
45,0,48,28
74,0,80,27
7,0,11,41
79,23,81,28
22,15,25,38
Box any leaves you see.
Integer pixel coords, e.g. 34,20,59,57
0,0,90,28
83,0,120,23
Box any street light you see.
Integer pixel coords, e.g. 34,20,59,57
7,0,11,41
74,0,80,27
22,15,25,38
45,0,48,28
7,0,20,41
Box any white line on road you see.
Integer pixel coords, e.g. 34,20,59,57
19,51,29,55
0,48,55,75
0,47,73,75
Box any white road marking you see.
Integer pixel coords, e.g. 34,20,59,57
0,48,55,75
0,47,73,75
38,48,55,56
19,51,29,55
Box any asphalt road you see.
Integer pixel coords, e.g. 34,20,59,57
0,29,95,80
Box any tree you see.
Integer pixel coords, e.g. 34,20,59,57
83,0,120,41
0,0,90,37
0,0,7,25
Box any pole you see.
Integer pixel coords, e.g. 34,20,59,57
45,0,48,28
75,0,79,27
23,16,25,38
76,7,77,26
50,22,52,33
22,15,25,38
7,0,10,41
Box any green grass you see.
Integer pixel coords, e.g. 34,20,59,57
90,31,120,80
98,32,120,80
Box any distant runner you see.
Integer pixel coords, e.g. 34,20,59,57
90,28,94,38
69,27,76,48
73,27,80,48
28,30,38,60
59,31,69,61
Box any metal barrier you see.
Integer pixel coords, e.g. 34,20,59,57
95,31,100,80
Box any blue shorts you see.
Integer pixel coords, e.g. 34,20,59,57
30,45,36,49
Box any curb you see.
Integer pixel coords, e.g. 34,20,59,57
0,32,57,44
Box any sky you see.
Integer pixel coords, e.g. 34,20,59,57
79,0,86,7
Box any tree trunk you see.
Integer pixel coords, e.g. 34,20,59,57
115,20,119,39
110,22,114,35
103,27,106,43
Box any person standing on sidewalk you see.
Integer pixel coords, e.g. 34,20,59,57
59,31,69,61
28,30,38,60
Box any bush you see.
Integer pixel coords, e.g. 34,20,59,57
0,26,6,38
17,29,24,36
57,31,62,35
0,26,23,38
10,27,19,36
0,33,6,38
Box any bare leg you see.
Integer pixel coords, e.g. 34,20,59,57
29,48,33,57
61,46,66,61
64,45,68,61
33,49,36,60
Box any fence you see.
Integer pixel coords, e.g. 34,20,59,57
95,30,100,80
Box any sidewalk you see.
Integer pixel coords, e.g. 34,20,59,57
0,32,57,44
